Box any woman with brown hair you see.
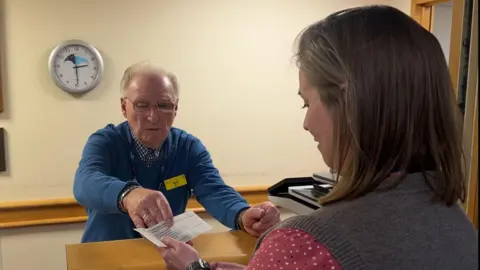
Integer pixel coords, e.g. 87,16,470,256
158,5,478,270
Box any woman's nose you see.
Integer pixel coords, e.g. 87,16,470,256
303,116,309,131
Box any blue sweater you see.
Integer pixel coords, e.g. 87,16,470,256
74,121,250,243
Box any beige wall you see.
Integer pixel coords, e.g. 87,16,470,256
0,0,410,269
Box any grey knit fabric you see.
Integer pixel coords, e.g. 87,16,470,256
254,173,478,269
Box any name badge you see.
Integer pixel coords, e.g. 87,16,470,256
164,174,187,191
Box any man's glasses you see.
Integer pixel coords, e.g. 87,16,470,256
124,98,176,114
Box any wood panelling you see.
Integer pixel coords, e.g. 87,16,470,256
0,127,6,171
465,66,478,228
410,0,450,31
410,0,464,98
413,0,450,4
449,0,466,99
411,0,478,228
466,109,478,228
0,54,3,113
411,1,433,30
0,186,269,229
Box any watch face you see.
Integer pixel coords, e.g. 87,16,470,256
187,259,210,270
48,40,103,94
199,259,208,267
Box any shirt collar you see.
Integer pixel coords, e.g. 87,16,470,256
130,129,162,159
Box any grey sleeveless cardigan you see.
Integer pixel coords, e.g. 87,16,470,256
254,173,478,269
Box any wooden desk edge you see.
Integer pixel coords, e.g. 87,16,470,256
65,231,257,270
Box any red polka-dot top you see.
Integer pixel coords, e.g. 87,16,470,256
247,228,342,270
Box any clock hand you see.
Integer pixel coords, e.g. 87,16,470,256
73,65,88,69
75,64,79,84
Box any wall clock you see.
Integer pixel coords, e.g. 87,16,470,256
48,39,104,94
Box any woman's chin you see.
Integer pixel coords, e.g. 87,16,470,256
318,150,334,170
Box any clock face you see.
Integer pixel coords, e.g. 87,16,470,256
49,41,103,94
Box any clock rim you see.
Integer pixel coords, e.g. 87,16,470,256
48,39,105,94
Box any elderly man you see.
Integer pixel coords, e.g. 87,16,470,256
73,62,280,243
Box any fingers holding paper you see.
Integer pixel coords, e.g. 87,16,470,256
134,211,210,255
159,237,201,270
121,187,174,228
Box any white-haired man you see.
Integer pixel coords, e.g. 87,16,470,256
73,62,280,243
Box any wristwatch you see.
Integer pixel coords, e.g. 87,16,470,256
236,208,249,232
186,259,211,270
117,181,140,213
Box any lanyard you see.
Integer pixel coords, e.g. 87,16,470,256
129,151,138,183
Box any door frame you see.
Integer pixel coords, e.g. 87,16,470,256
410,0,478,228
411,0,465,98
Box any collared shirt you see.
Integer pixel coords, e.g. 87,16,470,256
131,130,161,167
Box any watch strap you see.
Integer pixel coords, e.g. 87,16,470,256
117,181,140,213
186,259,211,270
236,207,249,232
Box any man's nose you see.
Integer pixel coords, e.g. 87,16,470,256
303,116,308,131
146,108,160,122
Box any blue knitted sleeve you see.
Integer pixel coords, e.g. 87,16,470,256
73,131,128,213
186,137,250,230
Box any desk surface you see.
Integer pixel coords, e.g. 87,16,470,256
66,231,257,270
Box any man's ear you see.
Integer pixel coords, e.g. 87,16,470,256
120,98,127,118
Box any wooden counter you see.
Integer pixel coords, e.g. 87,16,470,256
65,231,257,270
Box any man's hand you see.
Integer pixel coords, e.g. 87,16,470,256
158,237,201,270
210,262,246,270
122,187,174,228
241,202,280,237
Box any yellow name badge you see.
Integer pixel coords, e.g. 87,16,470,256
164,174,187,191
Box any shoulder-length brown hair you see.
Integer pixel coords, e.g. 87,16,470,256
295,5,465,206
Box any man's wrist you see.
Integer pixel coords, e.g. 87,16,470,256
236,207,249,231
117,182,140,213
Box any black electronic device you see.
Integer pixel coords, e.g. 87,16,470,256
268,173,336,215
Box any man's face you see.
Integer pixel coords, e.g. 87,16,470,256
121,73,177,148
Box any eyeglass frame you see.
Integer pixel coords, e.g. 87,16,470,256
122,97,177,114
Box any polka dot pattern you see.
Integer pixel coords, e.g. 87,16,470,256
246,228,342,270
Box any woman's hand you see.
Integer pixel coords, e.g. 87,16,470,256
158,237,200,270
211,262,246,270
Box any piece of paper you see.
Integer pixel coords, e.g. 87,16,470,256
134,211,212,247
